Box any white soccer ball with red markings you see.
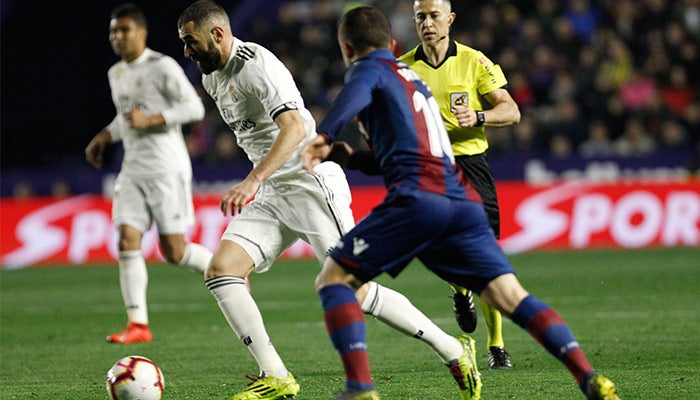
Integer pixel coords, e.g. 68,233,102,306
106,355,164,400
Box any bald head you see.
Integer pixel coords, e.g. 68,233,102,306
414,0,451,12
412,0,454,47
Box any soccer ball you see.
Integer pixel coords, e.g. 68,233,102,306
106,355,164,400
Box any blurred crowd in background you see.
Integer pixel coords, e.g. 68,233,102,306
5,0,699,198
185,0,699,168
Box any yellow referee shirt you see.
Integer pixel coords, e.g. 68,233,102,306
399,41,508,156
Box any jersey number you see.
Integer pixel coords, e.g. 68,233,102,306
413,91,455,163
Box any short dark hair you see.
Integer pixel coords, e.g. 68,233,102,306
177,0,227,30
111,3,147,29
338,6,391,53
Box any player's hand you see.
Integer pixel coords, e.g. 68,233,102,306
85,131,110,169
219,177,260,216
325,141,355,168
452,105,478,127
301,135,331,172
124,106,153,129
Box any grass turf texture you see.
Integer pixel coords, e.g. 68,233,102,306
1,247,699,399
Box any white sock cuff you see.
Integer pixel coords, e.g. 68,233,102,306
206,275,247,294
179,243,212,272
361,281,382,315
119,250,142,261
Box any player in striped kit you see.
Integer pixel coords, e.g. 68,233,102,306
177,2,489,399
399,0,522,370
302,6,621,400
85,3,212,344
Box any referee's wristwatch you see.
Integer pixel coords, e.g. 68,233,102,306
475,110,485,127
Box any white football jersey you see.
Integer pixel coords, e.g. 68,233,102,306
202,39,317,179
105,48,204,177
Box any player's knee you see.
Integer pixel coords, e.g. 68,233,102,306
482,274,528,316
117,236,140,252
205,261,233,281
206,258,228,277
315,258,356,291
117,225,143,251
315,267,340,291
314,272,328,291
354,281,372,304
206,251,252,280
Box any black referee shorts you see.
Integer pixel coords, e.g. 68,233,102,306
455,153,501,239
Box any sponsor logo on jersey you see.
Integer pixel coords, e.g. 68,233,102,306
225,117,256,133
352,237,369,256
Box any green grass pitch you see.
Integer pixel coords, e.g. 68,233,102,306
1,247,699,399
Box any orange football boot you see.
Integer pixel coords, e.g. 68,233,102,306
106,322,152,344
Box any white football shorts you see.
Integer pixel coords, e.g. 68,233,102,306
222,161,355,273
112,171,195,235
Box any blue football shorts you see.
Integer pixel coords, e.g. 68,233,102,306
328,187,515,294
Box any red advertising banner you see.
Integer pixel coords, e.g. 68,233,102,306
497,179,699,253
1,179,698,269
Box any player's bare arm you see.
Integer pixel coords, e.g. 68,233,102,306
481,88,520,127
220,109,307,216
85,130,112,169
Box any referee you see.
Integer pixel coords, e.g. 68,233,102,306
399,0,521,370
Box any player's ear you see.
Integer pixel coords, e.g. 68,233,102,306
340,42,355,60
211,26,225,43
138,26,148,42
448,12,455,26
389,38,398,54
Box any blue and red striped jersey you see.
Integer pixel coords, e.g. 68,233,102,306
318,49,481,203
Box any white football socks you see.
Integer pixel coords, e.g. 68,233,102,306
361,281,463,363
118,250,149,324
179,243,212,273
207,276,289,379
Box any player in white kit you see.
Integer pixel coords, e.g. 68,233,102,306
178,2,478,399
85,3,213,344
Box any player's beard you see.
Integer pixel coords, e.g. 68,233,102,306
193,40,221,75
